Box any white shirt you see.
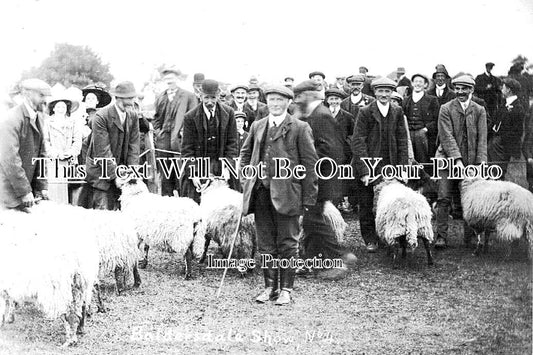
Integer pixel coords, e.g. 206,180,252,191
248,99,258,111
167,88,178,101
412,91,424,103
203,105,216,120
350,93,363,105
377,101,390,117
234,102,245,112
506,95,518,108
330,105,340,117
115,104,127,125
460,97,471,112
436,84,446,97
268,112,286,127
23,99,37,120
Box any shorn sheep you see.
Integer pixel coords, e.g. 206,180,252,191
0,207,100,346
198,179,256,269
120,179,206,279
461,178,533,257
375,180,434,265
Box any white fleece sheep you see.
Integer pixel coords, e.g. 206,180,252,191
375,180,434,265
461,178,533,256
199,179,256,264
120,179,206,279
0,207,100,346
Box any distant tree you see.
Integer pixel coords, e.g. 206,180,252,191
21,43,113,88
511,55,528,66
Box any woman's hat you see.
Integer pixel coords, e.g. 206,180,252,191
48,94,79,114
82,83,112,108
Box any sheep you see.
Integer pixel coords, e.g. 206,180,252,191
119,179,206,280
197,179,256,269
0,208,100,347
374,180,434,266
460,178,533,257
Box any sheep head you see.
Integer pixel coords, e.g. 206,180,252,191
119,179,149,199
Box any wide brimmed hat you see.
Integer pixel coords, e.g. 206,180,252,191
82,83,112,108
264,85,294,99
111,81,138,98
432,64,450,79
201,79,220,96
325,88,347,99
48,95,79,114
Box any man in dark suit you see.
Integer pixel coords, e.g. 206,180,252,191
428,64,456,106
523,105,533,193
359,66,374,97
396,67,412,97
475,62,502,119
0,79,51,209
244,84,269,127
434,75,487,249
153,67,197,196
241,85,318,305
294,80,357,280
488,78,525,177
85,81,140,211
181,79,238,203
341,74,375,119
352,77,409,253
402,73,440,162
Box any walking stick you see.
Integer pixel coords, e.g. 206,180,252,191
216,212,243,298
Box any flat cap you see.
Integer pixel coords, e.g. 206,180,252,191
325,88,347,99
293,80,322,95
411,73,429,84
359,66,369,73
390,91,404,104
230,83,249,93
308,71,325,79
284,76,294,82
346,74,365,83
248,84,262,92
451,75,475,88
371,77,397,90
264,85,294,99
234,111,247,120
20,79,52,96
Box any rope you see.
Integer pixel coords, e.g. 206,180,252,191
139,148,182,158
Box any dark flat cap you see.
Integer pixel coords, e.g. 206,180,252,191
325,88,347,99
234,112,247,120
346,74,365,83
111,81,138,98
371,77,397,90
284,76,294,82
308,71,325,79
201,79,220,96
248,84,262,92
230,84,249,93
411,73,429,84
293,80,322,95
264,85,294,99
451,75,475,88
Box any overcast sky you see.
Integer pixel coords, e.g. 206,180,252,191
1,0,532,92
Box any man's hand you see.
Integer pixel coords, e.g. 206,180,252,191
221,166,230,181
21,192,35,208
192,177,202,190
361,175,370,186
455,159,465,169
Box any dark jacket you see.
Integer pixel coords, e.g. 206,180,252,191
85,105,140,191
240,114,318,216
340,94,375,120
523,105,533,160
153,88,197,153
0,104,48,208
352,101,409,178
244,101,269,127
300,103,349,203
428,86,456,106
491,98,525,158
436,98,487,165
402,93,440,135
474,72,501,116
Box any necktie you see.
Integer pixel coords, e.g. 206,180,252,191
209,109,214,120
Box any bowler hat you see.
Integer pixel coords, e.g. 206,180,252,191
230,84,249,93
161,66,182,77
20,78,52,96
308,71,325,79
111,81,138,98
411,73,429,84
346,74,365,83
432,64,450,79
201,79,220,96
193,73,205,85
264,85,294,100
325,88,347,99
371,77,397,90
82,83,112,108
502,77,521,94
397,67,406,74
293,80,322,95
451,75,475,88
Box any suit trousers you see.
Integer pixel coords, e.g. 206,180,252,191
355,180,379,245
302,201,347,259
410,128,429,164
253,185,300,261
92,185,121,211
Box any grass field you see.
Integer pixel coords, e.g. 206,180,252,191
0,161,531,355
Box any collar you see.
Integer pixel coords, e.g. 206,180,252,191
506,95,518,107
459,97,471,111
436,84,446,91
235,101,245,111
351,93,363,104
485,71,492,77
330,105,340,117
167,87,178,95
23,99,37,120
412,91,424,102
203,104,216,118
268,112,287,127
376,101,390,117
115,104,127,123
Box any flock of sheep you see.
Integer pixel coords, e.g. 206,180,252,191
0,177,532,346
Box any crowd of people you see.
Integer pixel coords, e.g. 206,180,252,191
0,61,532,305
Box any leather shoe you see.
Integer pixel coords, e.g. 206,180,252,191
434,236,447,250
274,290,291,306
255,287,278,303
366,243,378,253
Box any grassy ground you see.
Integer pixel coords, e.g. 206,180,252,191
1,162,531,354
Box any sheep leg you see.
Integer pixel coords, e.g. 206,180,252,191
400,237,407,259
61,313,79,347
94,283,106,313
199,235,211,264
76,304,86,335
483,231,490,254
184,246,193,280
133,262,141,288
422,238,434,265
138,244,149,269
474,232,483,256
392,244,400,268
114,266,126,295
1,294,15,325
